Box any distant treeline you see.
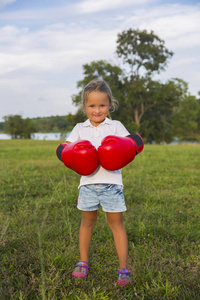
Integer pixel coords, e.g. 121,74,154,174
32,115,71,132
0,122,4,132
0,112,87,139
0,115,75,138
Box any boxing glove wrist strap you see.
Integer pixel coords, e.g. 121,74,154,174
127,133,144,154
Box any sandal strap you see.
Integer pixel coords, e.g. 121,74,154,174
75,261,90,269
118,268,131,275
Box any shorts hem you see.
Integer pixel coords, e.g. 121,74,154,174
77,206,127,213
77,206,99,211
102,208,127,213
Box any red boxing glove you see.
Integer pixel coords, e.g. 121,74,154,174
98,134,144,171
56,140,99,175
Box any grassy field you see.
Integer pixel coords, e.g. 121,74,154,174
0,140,200,299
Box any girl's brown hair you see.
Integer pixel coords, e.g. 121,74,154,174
81,79,118,112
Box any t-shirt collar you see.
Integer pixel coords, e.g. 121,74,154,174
83,117,112,127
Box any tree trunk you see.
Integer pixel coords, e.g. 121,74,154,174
133,101,157,126
133,104,140,126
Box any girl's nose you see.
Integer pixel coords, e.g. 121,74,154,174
95,107,100,113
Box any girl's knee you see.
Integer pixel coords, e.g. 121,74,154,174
106,212,124,231
81,210,97,228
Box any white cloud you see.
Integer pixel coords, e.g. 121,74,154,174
76,0,156,13
120,4,200,47
0,24,117,76
0,0,157,23
0,25,28,43
0,0,15,7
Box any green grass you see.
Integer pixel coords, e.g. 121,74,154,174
0,140,200,299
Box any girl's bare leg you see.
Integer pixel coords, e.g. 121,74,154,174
106,212,128,269
79,210,97,263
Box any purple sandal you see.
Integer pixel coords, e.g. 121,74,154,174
72,261,90,279
117,268,132,286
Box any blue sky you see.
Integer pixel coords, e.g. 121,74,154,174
0,0,200,121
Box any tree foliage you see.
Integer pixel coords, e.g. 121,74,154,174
0,122,5,132
3,115,36,139
116,29,173,77
32,116,70,132
172,95,199,138
65,110,86,131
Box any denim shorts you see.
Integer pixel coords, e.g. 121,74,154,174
77,184,127,213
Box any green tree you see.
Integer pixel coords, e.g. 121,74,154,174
197,92,200,134
172,95,199,138
115,29,174,128
3,115,36,139
140,79,200,142
22,118,37,139
0,122,5,132
32,116,70,132
4,115,24,139
116,28,173,77
65,109,86,131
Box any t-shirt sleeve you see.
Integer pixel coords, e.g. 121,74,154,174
66,124,80,142
116,121,130,137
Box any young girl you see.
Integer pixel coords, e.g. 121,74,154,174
66,79,132,286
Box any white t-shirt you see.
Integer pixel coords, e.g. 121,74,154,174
66,118,130,188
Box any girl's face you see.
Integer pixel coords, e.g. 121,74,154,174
84,91,111,127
